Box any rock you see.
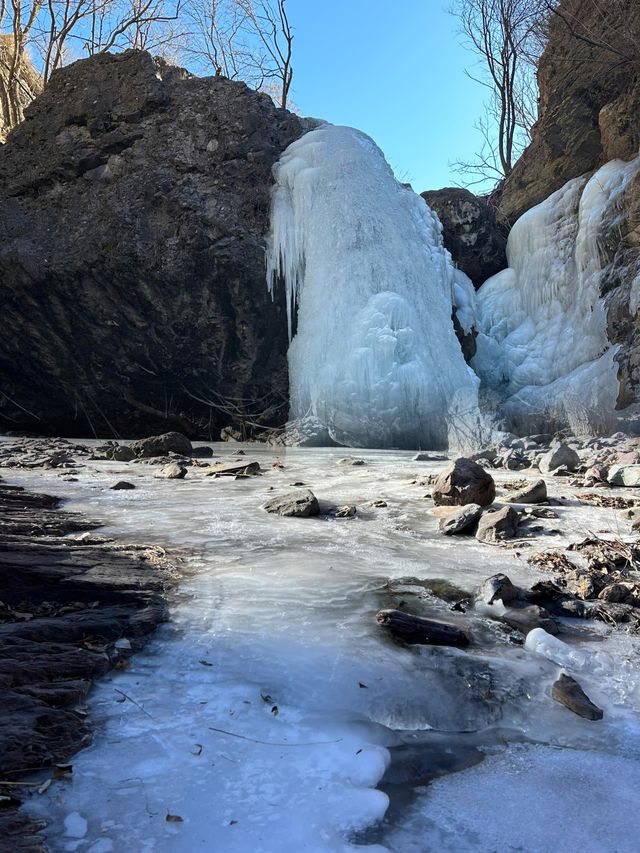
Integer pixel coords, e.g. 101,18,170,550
475,506,519,543
111,445,136,462
263,489,320,518
564,570,599,600
607,464,640,487
365,499,388,508
503,479,548,504
432,458,496,507
476,573,523,606
206,460,261,477
420,187,507,288
438,503,483,535
335,505,357,518
539,443,580,474
376,609,471,647
110,481,136,490
413,452,448,461
620,507,640,522
551,673,603,721
337,457,366,466
191,446,214,458
598,582,640,606
154,462,187,479
522,506,558,519
498,449,529,471
130,432,193,459
0,50,306,438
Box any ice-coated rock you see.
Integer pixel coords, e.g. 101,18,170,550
154,462,187,479
130,432,193,459
476,573,523,605
503,479,548,504
432,458,496,507
438,503,483,535
552,673,603,721
607,464,640,486
263,490,320,518
475,506,520,543
64,812,88,838
539,443,580,474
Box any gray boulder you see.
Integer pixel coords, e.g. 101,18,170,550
130,432,193,458
432,458,496,507
503,479,548,504
539,443,580,473
263,489,320,518
607,464,640,486
438,503,483,535
154,462,187,479
475,506,520,543
476,573,523,605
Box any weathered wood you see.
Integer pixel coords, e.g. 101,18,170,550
551,673,603,721
376,609,471,647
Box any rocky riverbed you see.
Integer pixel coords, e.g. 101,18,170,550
3,430,640,851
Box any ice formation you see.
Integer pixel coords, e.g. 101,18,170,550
473,157,640,435
267,124,481,449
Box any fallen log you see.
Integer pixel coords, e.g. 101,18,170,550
376,609,471,647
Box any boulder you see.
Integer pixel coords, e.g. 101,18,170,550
154,462,187,479
503,479,548,504
538,443,580,474
336,457,366,466
263,489,320,518
335,505,357,518
111,445,137,462
130,432,193,458
607,464,640,487
551,673,603,721
432,458,496,507
110,481,136,490
438,503,483,535
0,50,306,438
500,606,559,636
475,506,520,544
476,573,523,606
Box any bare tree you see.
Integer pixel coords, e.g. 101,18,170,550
240,0,292,109
451,0,550,184
1,0,44,132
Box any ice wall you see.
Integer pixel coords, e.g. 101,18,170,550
266,124,481,449
473,157,640,435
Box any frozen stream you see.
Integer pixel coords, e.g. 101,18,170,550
13,444,640,852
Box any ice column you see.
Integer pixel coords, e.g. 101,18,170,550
267,124,481,449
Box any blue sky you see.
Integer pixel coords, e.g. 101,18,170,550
289,0,488,192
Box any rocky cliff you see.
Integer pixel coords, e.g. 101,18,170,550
497,0,640,224
0,50,306,438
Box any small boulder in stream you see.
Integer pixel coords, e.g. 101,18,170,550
438,503,483,535
475,506,520,543
110,481,136,490
154,462,187,479
607,464,640,487
263,489,320,518
551,673,603,721
503,479,548,504
130,432,193,459
432,458,496,507
376,609,471,647
539,442,580,474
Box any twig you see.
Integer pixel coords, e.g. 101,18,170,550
115,688,155,719
208,726,343,747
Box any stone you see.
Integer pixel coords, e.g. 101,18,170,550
438,503,483,535
0,50,306,438
111,445,136,462
500,606,559,636
263,490,320,518
335,505,357,518
191,446,214,458
476,573,524,606
206,460,261,477
337,457,366,466
607,465,640,487
154,462,187,479
413,452,448,461
539,443,580,474
551,673,603,721
503,479,548,504
499,450,530,471
110,481,136,490
598,582,640,605
475,506,520,544
130,432,193,458
432,458,496,507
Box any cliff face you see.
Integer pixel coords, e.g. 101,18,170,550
497,0,640,224
0,50,306,438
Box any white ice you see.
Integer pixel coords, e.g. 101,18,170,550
12,444,640,853
473,157,640,435
267,124,481,450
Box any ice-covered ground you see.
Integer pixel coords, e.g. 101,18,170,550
12,444,640,852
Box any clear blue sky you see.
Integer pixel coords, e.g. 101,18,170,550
288,0,487,192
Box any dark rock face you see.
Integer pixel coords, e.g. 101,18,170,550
421,187,507,287
496,0,640,224
0,50,307,438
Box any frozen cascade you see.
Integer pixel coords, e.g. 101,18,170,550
473,156,640,435
267,124,482,449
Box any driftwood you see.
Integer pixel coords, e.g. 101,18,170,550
376,609,471,647
551,673,603,721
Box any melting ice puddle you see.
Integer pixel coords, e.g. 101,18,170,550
14,444,640,852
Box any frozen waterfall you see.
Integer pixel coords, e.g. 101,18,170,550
266,124,482,449
473,157,640,435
